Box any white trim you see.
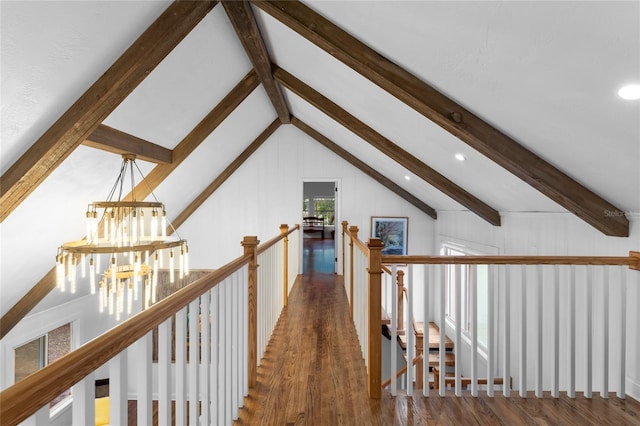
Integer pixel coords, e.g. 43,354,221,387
627,377,640,402
2,295,87,390
300,178,341,274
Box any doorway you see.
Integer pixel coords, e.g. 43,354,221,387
301,180,340,274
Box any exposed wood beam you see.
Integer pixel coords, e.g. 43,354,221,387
254,0,629,237
0,1,217,223
222,0,290,124
291,117,437,219
83,124,173,164
0,270,55,340
274,66,500,226
0,70,258,340
172,118,281,230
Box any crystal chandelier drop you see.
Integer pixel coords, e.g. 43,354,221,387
55,155,189,319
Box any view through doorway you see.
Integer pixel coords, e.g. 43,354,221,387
302,180,339,274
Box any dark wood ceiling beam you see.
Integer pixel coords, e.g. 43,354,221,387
83,124,173,164
254,0,628,237
222,0,290,124
172,118,281,231
0,70,259,340
292,117,437,219
0,1,217,223
274,66,500,226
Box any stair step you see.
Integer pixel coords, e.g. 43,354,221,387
397,322,453,350
428,351,455,367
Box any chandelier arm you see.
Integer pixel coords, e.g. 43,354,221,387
132,160,185,240
130,158,136,202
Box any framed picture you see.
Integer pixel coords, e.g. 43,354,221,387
370,216,408,255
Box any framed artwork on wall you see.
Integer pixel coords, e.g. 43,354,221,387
370,216,408,255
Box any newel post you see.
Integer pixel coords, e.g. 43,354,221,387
281,224,289,307
349,225,359,319
630,251,640,271
242,235,260,388
368,238,384,399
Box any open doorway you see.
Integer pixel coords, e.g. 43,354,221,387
301,180,340,274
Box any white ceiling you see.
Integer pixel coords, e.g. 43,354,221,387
1,1,639,314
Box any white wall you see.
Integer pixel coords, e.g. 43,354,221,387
178,124,437,271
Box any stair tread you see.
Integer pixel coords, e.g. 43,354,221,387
397,322,453,350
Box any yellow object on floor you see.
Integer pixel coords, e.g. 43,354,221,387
95,397,109,426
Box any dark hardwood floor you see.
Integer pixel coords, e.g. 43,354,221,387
236,238,640,425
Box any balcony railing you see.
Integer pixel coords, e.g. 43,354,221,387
341,221,640,400
0,225,299,426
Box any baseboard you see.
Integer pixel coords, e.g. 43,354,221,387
627,377,640,402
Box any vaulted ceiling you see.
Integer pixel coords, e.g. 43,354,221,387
1,1,639,335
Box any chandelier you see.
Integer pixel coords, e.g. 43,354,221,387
55,155,189,319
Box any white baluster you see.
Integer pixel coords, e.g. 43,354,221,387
470,264,478,397
218,280,227,426
201,290,211,425
136,332,152,426
520,265,527,398
423,264,430,397
211,285,220,422
407,264,414,396
603,266,610,399
552,265,560,398
487,264,495,397
618,267,627,399
158,317,172,425
503,265,511,397
586,266,593,399
536,265,543,398
232,273,240,420
72,373,94,426
568,265,576,398
175,307,187,425
109,351,128,426
189,299,200,425
439,264,446,396
225,279,233,424
455,264,462,396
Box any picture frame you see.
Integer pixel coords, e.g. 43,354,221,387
370,216,408,255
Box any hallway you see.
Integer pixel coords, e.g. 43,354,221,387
235,239,640,425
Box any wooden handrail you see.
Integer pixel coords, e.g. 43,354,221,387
383,255,637,267
0,253,251,426
257,224,299,255
381,354,423,389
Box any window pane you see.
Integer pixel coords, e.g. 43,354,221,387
313,198,334,223
14,336,45,382
14,323,72,411
47,323,72,409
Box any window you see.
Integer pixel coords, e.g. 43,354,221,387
302,197,334,224
443,245,489,348
14,323,72,412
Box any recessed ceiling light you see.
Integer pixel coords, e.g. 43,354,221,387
618,84,640,100
455,153,466,162
404,175,411,181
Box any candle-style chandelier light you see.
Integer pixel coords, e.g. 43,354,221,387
55,154,189,319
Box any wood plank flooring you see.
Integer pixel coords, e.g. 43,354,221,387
236,241,640,425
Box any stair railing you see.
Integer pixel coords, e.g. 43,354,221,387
0,225,299,426
342,220,640,401
385,255,640,399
